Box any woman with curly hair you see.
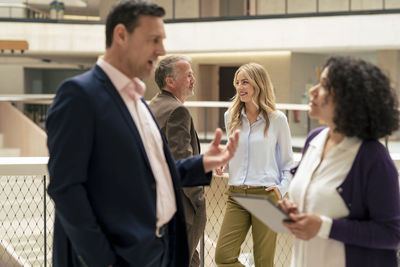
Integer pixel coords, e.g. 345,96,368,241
280,56,400,267
215,62,294,267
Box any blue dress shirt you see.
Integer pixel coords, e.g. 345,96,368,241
225,109,294,196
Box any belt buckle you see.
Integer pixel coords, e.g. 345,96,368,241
156,224,167,238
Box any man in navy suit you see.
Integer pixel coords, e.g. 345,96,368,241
46,1,239,267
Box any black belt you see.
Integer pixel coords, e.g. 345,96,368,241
156,224,168,238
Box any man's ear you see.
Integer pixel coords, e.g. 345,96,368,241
166,76,174,87
113,24,127,46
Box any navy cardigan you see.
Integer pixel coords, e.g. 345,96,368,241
297,127,400,267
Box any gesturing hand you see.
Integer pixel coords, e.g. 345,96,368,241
215,165,226,176
203,128,240,173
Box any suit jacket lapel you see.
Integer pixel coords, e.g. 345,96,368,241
194,128,201,153
93,65,152,171
142,98,173,163
142,98,179,182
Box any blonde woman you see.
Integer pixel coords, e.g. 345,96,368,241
215,63,294,267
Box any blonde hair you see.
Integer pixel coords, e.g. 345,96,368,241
227,63,276,136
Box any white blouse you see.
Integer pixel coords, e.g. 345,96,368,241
288,128,362,267
225,109,294,196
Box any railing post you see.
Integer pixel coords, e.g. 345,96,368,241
172,0,176,19
43,175,47,267
285,0,288,14
204,107,208,141
200,232,205,267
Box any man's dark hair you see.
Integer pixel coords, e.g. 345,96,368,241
105,0,165,48
323,56,399,140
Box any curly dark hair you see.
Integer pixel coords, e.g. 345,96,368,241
105,0,165,48
322,56,399,140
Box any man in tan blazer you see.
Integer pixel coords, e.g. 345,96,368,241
149,55,206,267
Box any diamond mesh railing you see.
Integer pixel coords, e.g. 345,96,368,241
0,163,399,267
0,175,53,267
203,176,293,267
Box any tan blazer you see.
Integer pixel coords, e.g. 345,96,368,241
149,90,206,266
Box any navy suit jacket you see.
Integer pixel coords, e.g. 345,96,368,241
46,65,212,267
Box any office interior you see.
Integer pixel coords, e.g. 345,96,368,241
0,0,399,266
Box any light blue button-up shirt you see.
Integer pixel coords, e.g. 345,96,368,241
225,109,294,196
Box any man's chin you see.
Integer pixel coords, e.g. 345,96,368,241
138,70,152,80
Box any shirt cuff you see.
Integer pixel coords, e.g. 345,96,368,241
317,215,332,239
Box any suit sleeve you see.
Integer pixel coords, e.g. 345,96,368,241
174,155,212,187
329,145,400,250
166,106,193,160
46,81,116,266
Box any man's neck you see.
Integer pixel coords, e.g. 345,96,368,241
103,51,135,79
164,88,184,103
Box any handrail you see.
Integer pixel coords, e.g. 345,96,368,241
167,8,400,24
0,6,400,24
0,2,49,19
0,94,55,103
0,94,310,111
0,157,48,176
0,153,399,177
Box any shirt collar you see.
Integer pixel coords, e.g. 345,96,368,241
240,108,265,122
162,90,182,103
97,58,146,96
309,127,361,152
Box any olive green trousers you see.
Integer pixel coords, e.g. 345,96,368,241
215,186,278,267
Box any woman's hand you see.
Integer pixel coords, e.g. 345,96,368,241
215,165,226,176
277,198,298,214
265,186,282,200
283,213,322,240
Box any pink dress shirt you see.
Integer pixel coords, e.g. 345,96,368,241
97,58,176,236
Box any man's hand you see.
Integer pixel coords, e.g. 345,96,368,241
215,165,226,176
203,128,239,173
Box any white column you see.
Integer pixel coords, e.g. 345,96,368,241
377,50,400,96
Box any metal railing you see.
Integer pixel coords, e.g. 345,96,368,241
0,95,313,142
0,3,49,20
0,95,399,265
160,0,400,21
203,175,293,266
1,158,399,266
0,94,394,152
0,0,399,23
184,101,311,143
0,157,53,267
0,158,295,267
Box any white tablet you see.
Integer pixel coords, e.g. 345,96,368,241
232,194,293,234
